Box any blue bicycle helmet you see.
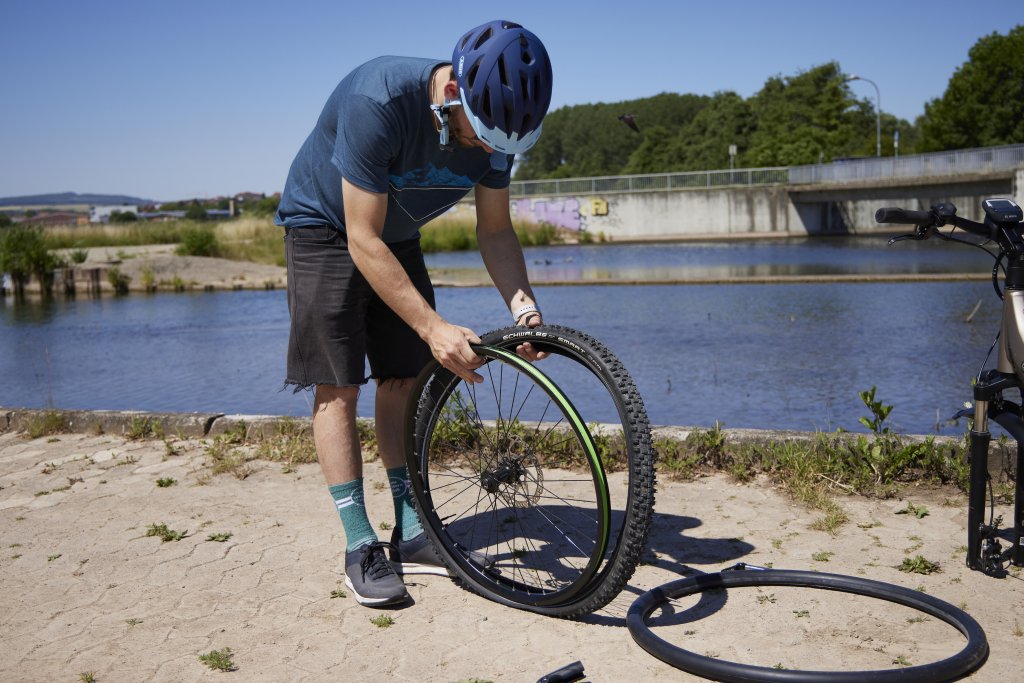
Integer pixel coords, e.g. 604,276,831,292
452,20,553,156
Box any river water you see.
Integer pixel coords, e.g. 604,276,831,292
0,237,1006,435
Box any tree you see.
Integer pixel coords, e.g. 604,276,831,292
745,62,869,166
109,210,138,223
621,125,677,174
917,25,1024,151
0,225,56,296
184,201,208,221
622,90,761,174
515,92,710,179
247,195,280,217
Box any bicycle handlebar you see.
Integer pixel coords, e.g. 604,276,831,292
874,207,933,225
875,205,995,241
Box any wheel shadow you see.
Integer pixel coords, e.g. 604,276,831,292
440,505,753,627
577,508,753,626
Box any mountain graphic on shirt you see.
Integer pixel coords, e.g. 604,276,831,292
389,163,474,190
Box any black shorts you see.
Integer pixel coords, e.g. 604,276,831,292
283,226,434,389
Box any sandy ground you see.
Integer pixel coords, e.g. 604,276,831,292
1,424,1021,682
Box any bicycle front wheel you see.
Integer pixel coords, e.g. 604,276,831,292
406,324,655,618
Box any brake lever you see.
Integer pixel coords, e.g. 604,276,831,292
887,227,934,245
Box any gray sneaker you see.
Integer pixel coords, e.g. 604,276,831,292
344,541,409,606
389,530,493,576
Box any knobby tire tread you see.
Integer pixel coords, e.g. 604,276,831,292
408,324,656,618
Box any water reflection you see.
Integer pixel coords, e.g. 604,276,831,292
426,238,991,283
1,294,62,325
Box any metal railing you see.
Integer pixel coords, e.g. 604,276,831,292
508,143,1024,198
509,168,789,198
789,143,1024,184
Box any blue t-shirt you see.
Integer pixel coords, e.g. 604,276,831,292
275,56,511,243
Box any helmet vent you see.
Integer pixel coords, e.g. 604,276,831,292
502,102,513,130
473,28,492,51
481,88,492,119
497,55,509,86
466,62,480,88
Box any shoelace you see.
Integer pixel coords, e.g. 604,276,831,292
359,541,398,581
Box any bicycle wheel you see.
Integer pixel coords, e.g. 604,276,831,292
406,324,656,618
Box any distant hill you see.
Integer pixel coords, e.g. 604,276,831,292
0,192,153,207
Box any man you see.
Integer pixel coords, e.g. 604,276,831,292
275,20,553,607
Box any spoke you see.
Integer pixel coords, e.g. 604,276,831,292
507,379,536,437
531,503,596,564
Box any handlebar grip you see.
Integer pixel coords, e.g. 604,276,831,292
874,207,934,225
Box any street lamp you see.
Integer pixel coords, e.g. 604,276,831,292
847,74,881,157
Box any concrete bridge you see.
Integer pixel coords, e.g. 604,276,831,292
453,144,1024,240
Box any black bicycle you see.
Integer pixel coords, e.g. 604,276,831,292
877,197,1024,575
403,324,656,618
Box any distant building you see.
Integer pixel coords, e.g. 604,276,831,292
138,210,186,221
89,205,138,223
21,211,89,227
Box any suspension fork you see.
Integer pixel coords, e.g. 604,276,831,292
967,400,990,571
968,370,1022,573
1015,441,1024,566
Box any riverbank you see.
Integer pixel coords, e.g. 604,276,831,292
1,409,1020,681
4,242,992,294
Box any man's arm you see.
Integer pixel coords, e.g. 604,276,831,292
342,178,484,383
475,183,548,361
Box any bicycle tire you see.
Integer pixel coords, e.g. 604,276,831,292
406,324,656,618
626,569,989,682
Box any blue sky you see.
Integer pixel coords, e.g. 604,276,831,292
2,0,1022,202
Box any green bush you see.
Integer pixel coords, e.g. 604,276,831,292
106,265,131,294
109,210,138,224
184,202,208,221
0,225,59,295
176,225,221,257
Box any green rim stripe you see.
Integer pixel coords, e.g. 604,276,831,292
479,345,611,555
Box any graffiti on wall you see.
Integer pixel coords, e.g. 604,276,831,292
513,197,609,232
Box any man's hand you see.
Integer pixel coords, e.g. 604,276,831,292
427,320,484,383
515,312,548,362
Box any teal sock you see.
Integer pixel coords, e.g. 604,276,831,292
328,479,377,551
387,466,423,542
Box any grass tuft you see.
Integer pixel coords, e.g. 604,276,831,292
198,647,236,672
898,555,940,575
145,523,188,542
25,411,68,439
896,502,930,518
370,615,395,628
127,416,163,440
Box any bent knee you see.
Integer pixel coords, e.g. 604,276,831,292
375,377,417,393
313,384,360,410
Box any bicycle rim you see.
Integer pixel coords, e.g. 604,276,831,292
407,324,656,617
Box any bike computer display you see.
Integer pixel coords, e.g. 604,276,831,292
983,197,1023,224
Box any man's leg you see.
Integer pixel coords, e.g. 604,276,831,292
313,384,376,549
374,379,424,541
284,226,407,606
313,384,363,484
314,383,410,605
